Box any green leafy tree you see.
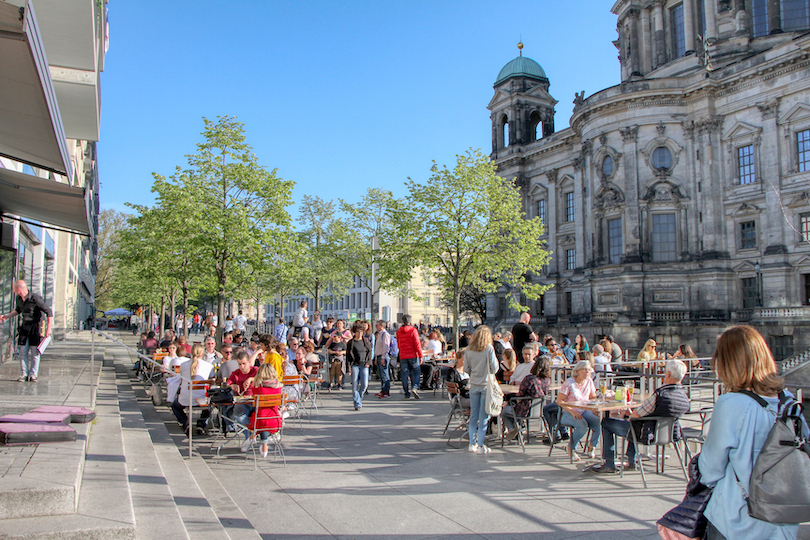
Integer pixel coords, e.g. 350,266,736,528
389,149,552,349
158,116,294,338
334,188,410,320
95,209,130,312
296,195,352,311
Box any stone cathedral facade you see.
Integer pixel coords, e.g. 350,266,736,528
486,0,810,359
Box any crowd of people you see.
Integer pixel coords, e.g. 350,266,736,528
135,299,808,539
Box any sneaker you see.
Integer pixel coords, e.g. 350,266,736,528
380,393,390,399
241,438,252,453
468,444,478,452
567,447,581,462
354,406,360,410
585,443,596,459
476,445,492,454
261,444,268,458
404,394,411,400
623,462,637,471
411,389,420,400
590,464,618,474
16,376,27,382
29,377,37,383
560,432,570,441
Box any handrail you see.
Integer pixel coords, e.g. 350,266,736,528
91,328,200,459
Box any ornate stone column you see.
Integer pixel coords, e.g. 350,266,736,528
654,0,667,67
704,0,717,42
641,8,652,74
768,0,782,34
629,10,641,75
684,0,695,54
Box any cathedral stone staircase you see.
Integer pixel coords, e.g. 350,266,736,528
0,334,261,540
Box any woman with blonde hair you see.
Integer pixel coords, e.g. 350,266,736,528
636,339,657,364
556,359,599,461
698,326,806,540
171,343,214,433
247,363,283,458
464,325,498,454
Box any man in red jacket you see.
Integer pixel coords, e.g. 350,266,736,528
395,314,423,399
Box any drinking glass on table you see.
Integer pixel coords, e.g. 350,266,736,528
599,378,608,403
626,380,635,403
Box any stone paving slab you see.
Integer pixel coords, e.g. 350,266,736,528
154,387,738,539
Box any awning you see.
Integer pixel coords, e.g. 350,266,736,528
0,166,89,235
0,1,71,175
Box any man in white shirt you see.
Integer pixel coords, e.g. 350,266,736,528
234,310,247,333
510,344,538,384
292,300,308,339
311,311,324,344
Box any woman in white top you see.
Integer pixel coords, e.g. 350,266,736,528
464,325,499,454
170,344,214,432
161,342,184,373
426,331,443,358
557,360,599,461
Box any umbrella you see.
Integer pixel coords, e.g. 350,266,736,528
104,308,131,317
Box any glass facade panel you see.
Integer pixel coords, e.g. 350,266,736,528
753,0,769,37
742,277,759,308
565,192,575,222
740,221,757,249
798,129,810,172
671,4,686,57
738,145,755,184
652,213,677,262
608,218,622,264
782,0,810,31
652,147,672,170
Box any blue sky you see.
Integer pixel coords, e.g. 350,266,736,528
98,1,620,215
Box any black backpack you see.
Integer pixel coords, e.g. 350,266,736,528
736,390,810,524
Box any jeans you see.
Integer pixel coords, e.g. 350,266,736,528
468,386,488,447
543,403,568,438
351,365,369,408
376,355,390,394
232,404,256,439
19,341,41,379
600,416,635,468
400,357,420,397
560,409,600,451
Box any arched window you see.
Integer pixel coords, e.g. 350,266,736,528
602,155,614,177
501,114,509,148
530,111,542,141
652,147,672,170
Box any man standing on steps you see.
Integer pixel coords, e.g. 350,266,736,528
234,310,247,335
0,280,53,382
396,314,422,400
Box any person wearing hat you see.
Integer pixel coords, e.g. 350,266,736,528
561,337,577,364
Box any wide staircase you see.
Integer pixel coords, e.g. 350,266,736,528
0,331,262,539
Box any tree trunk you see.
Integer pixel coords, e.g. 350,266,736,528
217,288,225,344
159,296,166,336
314,279,320,312
453,278,460,352
182,283,189,339
170,289,177,335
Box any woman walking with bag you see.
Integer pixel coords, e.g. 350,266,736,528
464,325,498,454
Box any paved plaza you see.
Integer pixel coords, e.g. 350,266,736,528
1,331,809,539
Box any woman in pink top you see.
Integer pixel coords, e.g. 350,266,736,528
556,360,599,461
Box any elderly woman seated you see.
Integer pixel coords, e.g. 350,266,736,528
500,356,552,440
557,360,600,461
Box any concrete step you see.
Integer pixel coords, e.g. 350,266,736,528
0,341,103,521
0,347,135,539
109,342,260,539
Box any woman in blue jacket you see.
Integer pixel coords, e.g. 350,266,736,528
699,325,804,540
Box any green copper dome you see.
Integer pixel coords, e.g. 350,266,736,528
495,56,547,86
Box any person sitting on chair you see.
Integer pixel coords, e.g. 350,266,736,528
590,359,690,474
501,356,552,440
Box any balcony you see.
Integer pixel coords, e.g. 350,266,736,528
732,307,810,322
